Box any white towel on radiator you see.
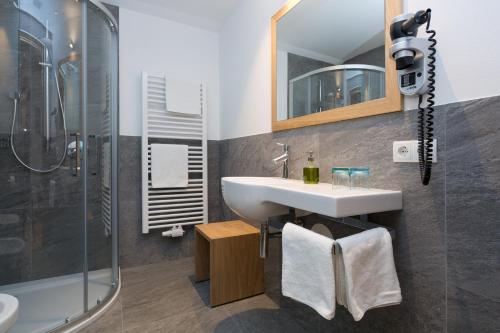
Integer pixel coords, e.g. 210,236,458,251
150,144,188,188
335,227,402,321
282,223,336,320
165,79,201,116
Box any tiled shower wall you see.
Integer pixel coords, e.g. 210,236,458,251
117,95,499,331
0,2,116,285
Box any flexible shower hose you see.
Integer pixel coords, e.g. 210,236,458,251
10,64,68,173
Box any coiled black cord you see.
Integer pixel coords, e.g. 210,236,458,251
418,8,436,185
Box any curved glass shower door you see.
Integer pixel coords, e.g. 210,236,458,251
85,0,119,311
288,65,386,119
0,1,118,332
0,1,87,331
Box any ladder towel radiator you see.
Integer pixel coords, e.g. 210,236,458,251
141,72,207,236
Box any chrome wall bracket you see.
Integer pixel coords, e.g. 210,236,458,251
259,208,303,258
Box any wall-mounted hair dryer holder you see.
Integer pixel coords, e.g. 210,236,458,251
389,9,437,186
390,37,432,96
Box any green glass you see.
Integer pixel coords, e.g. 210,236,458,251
303,167,319,184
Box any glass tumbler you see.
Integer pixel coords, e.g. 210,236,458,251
332,167,351,188
349,167,370,188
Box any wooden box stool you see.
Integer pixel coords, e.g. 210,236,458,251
195,220,264,306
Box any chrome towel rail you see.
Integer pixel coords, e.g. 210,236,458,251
259,211,395,258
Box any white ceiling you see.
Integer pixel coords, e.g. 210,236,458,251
277,0,384,62
103,0,240,31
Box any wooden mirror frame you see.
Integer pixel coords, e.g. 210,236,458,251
271,0,403,132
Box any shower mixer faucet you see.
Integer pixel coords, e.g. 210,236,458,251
272,142,289,179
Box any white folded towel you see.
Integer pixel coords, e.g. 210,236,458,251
282,223,336,320
335,227,402,321
165,79,201,116
150,144,188,188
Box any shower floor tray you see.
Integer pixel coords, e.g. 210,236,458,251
0,269,113,333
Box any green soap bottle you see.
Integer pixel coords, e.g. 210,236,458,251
303,151,319,184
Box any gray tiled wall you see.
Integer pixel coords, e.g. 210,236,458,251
115,96,499,331
444,98,500,332
214,95,500,332
288,53,333,80
117,137,222,267
343,45,385,67
115,98,499,331
115,99,499,330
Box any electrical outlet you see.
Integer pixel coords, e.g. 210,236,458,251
393,140,437,163
393,141,414,162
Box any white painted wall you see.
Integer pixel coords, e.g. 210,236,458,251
219,0,287,139
119,8,220,139
219,0,500,139
404,0,500,110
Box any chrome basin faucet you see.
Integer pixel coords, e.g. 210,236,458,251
273,142,289,179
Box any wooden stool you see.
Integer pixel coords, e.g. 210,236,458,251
195,220,264,306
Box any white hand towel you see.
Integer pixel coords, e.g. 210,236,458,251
165,79,201,116
282,223,336,320
150,144,188,188
336,228,402,321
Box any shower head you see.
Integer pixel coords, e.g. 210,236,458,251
11,92,21,101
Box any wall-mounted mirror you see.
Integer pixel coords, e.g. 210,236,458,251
272,0,402,131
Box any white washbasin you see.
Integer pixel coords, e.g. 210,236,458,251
221,177,402,222
0,294,18,333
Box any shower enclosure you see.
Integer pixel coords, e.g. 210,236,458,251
0,0,118,332
288,64,385,119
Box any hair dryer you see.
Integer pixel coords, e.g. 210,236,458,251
389,9,437,186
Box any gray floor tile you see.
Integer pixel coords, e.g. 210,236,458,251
80,297,123,333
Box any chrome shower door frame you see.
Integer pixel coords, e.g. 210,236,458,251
80,0,120,323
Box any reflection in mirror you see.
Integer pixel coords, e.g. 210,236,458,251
276,0,385,120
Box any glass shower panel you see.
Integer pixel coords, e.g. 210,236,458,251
0,0,26,288
85,1,117,308
19,0,85,324
288,66,385,119
344,69,385,106
0,1,118,332
345,70,365,105
311,71,336,113
0,0,86,332
289,76,310,118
